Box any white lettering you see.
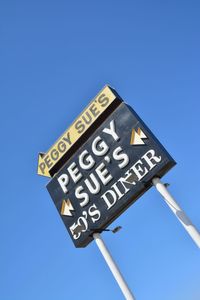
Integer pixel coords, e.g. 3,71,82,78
92,136,109,156
75,186,90,207
142,149,162,170
88,204,101,223
113,146,129,168
84,174,101,194
130,159,148,180
101,189,117,210
57,174,69,193
103,120,119,141
67,162,82,183
79,150,95,170
95,163,112,185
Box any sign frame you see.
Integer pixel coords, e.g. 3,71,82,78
47,102,176,247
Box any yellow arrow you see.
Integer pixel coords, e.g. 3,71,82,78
130,128,148,145
37,85,119,178
60,199,74,217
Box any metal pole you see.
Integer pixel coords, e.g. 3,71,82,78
93,233,135,300
152,177,200,248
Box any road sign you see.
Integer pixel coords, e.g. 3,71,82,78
37,85,122,177
47,102,176,247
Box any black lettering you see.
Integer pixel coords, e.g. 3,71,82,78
89,103,100,117
39,162,46,174
75,120,85,134
51,149,59,161
57,141,67,153
62,132,71,145
98,93,109,107
44,155,53,168
82,111,92,125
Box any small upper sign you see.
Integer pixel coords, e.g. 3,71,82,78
37,86,122,177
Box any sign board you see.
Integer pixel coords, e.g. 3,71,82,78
37,86,122,177
47,102,176,248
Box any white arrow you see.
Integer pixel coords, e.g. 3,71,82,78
130,127,147,145
60,199,74,217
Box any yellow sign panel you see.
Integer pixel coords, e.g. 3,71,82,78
37,85,117,177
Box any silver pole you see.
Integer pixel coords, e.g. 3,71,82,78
93,233,135,300
153,177,200,248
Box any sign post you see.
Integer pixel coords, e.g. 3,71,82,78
38,85,200,300
93,233,135,300
153,177,200,248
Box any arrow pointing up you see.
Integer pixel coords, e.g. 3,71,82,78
130,128,148,145
60,199,74,217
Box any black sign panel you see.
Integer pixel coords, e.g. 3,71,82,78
47,103,176,247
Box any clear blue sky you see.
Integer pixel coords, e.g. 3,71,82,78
1,1,200,299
